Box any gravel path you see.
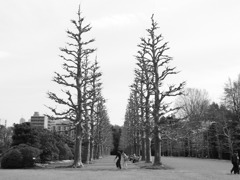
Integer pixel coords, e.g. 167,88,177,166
0,156,239,180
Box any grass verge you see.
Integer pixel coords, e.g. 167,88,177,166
134,161,173,170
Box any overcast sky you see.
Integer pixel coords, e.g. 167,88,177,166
0,0,240,126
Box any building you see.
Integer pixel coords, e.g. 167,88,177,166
48,119,55,131
30,112,75,138
30,112,48,129
19,118,26,124
51,119,75,139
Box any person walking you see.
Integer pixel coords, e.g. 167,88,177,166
114,151,122,169
231,151,239,174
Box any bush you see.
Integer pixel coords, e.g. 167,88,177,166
40,142,59,162
1,144,41,169
17,144,41,167
57,142,74,160
57,142,67,160
65,144,73,160
1,149,23,169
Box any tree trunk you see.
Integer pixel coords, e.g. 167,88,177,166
153,126,162,165
84,136,90,164
227,135,233,160
100,144,103,158
216,132,222,159
89,121,94,161
188,135,191,157
145,128,152,163
136,131,141,156
89,137,94,161
141,130,146,161
73,123,84,168
206,131,210,158
170,139,173,156
83,120,90,164
145,101,151,163
134,135,137,154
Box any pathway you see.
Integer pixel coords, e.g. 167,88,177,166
82,155,139,171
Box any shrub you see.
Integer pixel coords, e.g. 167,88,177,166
1,149,23,169
17,144,41,167
65,144,73,160
57,142,74,160
40,147,52,162
57,142,67,160
40,142,59,162
1,144,41,168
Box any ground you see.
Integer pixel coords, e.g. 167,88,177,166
0,156,239,180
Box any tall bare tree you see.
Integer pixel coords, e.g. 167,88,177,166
88,59,102,162
135,44,154,163
47,7,95,168
138,15,185,165
120,92,139,155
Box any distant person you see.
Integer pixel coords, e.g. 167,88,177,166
231,151,239,174
122,152,128,169
132,153,139,163
114,151,122,169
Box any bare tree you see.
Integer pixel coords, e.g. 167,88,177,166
47,7,95,168
135,45,154,163
176,88,210,157
93,96,112,159
120,92,139,155
87,59,102,162
223,75,240,121
138,15,185,165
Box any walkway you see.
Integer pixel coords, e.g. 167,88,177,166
82,155,139,171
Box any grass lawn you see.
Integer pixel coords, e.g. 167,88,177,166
0,156,239,180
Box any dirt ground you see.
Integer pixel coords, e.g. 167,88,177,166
0,156,239,180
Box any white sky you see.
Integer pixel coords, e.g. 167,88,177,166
0,0,240,126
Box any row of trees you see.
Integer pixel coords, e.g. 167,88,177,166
120,15,240,163
46,7,113,167
120,15,185,166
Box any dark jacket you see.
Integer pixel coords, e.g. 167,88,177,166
232,153,238,164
